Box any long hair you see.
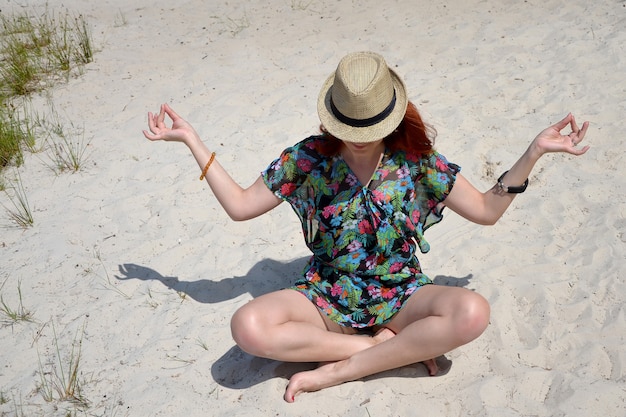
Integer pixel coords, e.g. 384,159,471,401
317,101,435,157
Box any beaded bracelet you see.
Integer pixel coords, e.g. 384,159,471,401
199,152,216,180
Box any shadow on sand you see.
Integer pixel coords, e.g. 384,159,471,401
116,259,473,390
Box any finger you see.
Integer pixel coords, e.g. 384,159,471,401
577,121,589,139
570,114,580,133
142,129,157,140
572,121,589,148
552,113,573,132
570,145,590,156
147,112,157,131
156,104,167,128
163,103,182,121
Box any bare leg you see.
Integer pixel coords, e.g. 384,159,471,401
371,326,439,375
231,289,378,362
284,285,490,402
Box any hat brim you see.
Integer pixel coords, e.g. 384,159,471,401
317,67,408,143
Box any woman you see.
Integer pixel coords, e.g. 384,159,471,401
143,51,589,402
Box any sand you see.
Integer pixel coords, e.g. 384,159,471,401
1,0,624,415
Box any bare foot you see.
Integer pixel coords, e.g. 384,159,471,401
284,361,342,403
283,328,437,402
284,328,397,402
284,356,438,402
422,358,439,376
372,326,396,344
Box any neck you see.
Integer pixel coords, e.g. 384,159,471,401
340,140,385,168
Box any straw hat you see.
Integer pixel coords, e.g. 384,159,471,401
317,51,408,143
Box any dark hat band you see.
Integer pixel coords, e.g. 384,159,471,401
330,89,397,128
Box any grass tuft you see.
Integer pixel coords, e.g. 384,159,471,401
0,389,8,404
0,279,35,325
0,101,37,167
38,103,92,173
289,0,315,11
37,320,90,409
210,13,250,37
114,9,128,27
1,171,34,228
0,7,94,172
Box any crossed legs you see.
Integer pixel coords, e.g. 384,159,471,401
230,285,490,402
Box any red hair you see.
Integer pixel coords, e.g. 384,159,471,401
317,101,435,157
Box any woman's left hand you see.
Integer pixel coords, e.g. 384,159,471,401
532,113,590,156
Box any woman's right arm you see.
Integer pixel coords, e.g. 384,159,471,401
143,104,282,221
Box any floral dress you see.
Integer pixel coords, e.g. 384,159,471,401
262,135,460,329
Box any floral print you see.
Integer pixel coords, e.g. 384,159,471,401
262,136,460,328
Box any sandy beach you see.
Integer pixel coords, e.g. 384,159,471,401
1,0,625,415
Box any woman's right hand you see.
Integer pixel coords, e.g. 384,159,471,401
143,103,199,145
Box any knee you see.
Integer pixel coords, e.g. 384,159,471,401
454,292,490,344
230,304,269,357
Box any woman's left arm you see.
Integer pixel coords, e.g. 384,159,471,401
444,113,590,225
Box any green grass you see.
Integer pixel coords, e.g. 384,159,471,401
210,13,250,37
0,8,94,227
196,336,210,351
0,279,35,324
289,0,315,11
35,102,92,173
0,7,94,170
0,102,37,167
9,392,26,417
114,9,128,27
1,171,34,228
46,125,91,173
37,320,90,410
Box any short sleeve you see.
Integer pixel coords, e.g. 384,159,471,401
262,136,320,205
411,151,461,252
420,151,460,204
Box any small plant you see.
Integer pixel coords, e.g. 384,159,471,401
46,12,93,73
211,13,250,37
196,336,209,351
0,36,41,96
37,320,90,409
93,247,130,299
74,14,93,65
289,0,315,11
0,7,94,175
46,123,91,173
0,279,35,325
145,288,159,309
226,14,250,36
165,353,195,367
1,171,34,228
10,391,27,417
0,389,8,404
176,290,187,303
26,100,92,173
0,102,37,167
0,110,24,167
114,9,128,27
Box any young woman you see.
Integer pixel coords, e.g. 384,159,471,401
143,51,589,402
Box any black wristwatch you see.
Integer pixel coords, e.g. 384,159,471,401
497,170,529,194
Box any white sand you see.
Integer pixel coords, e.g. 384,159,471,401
1,0,624,415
